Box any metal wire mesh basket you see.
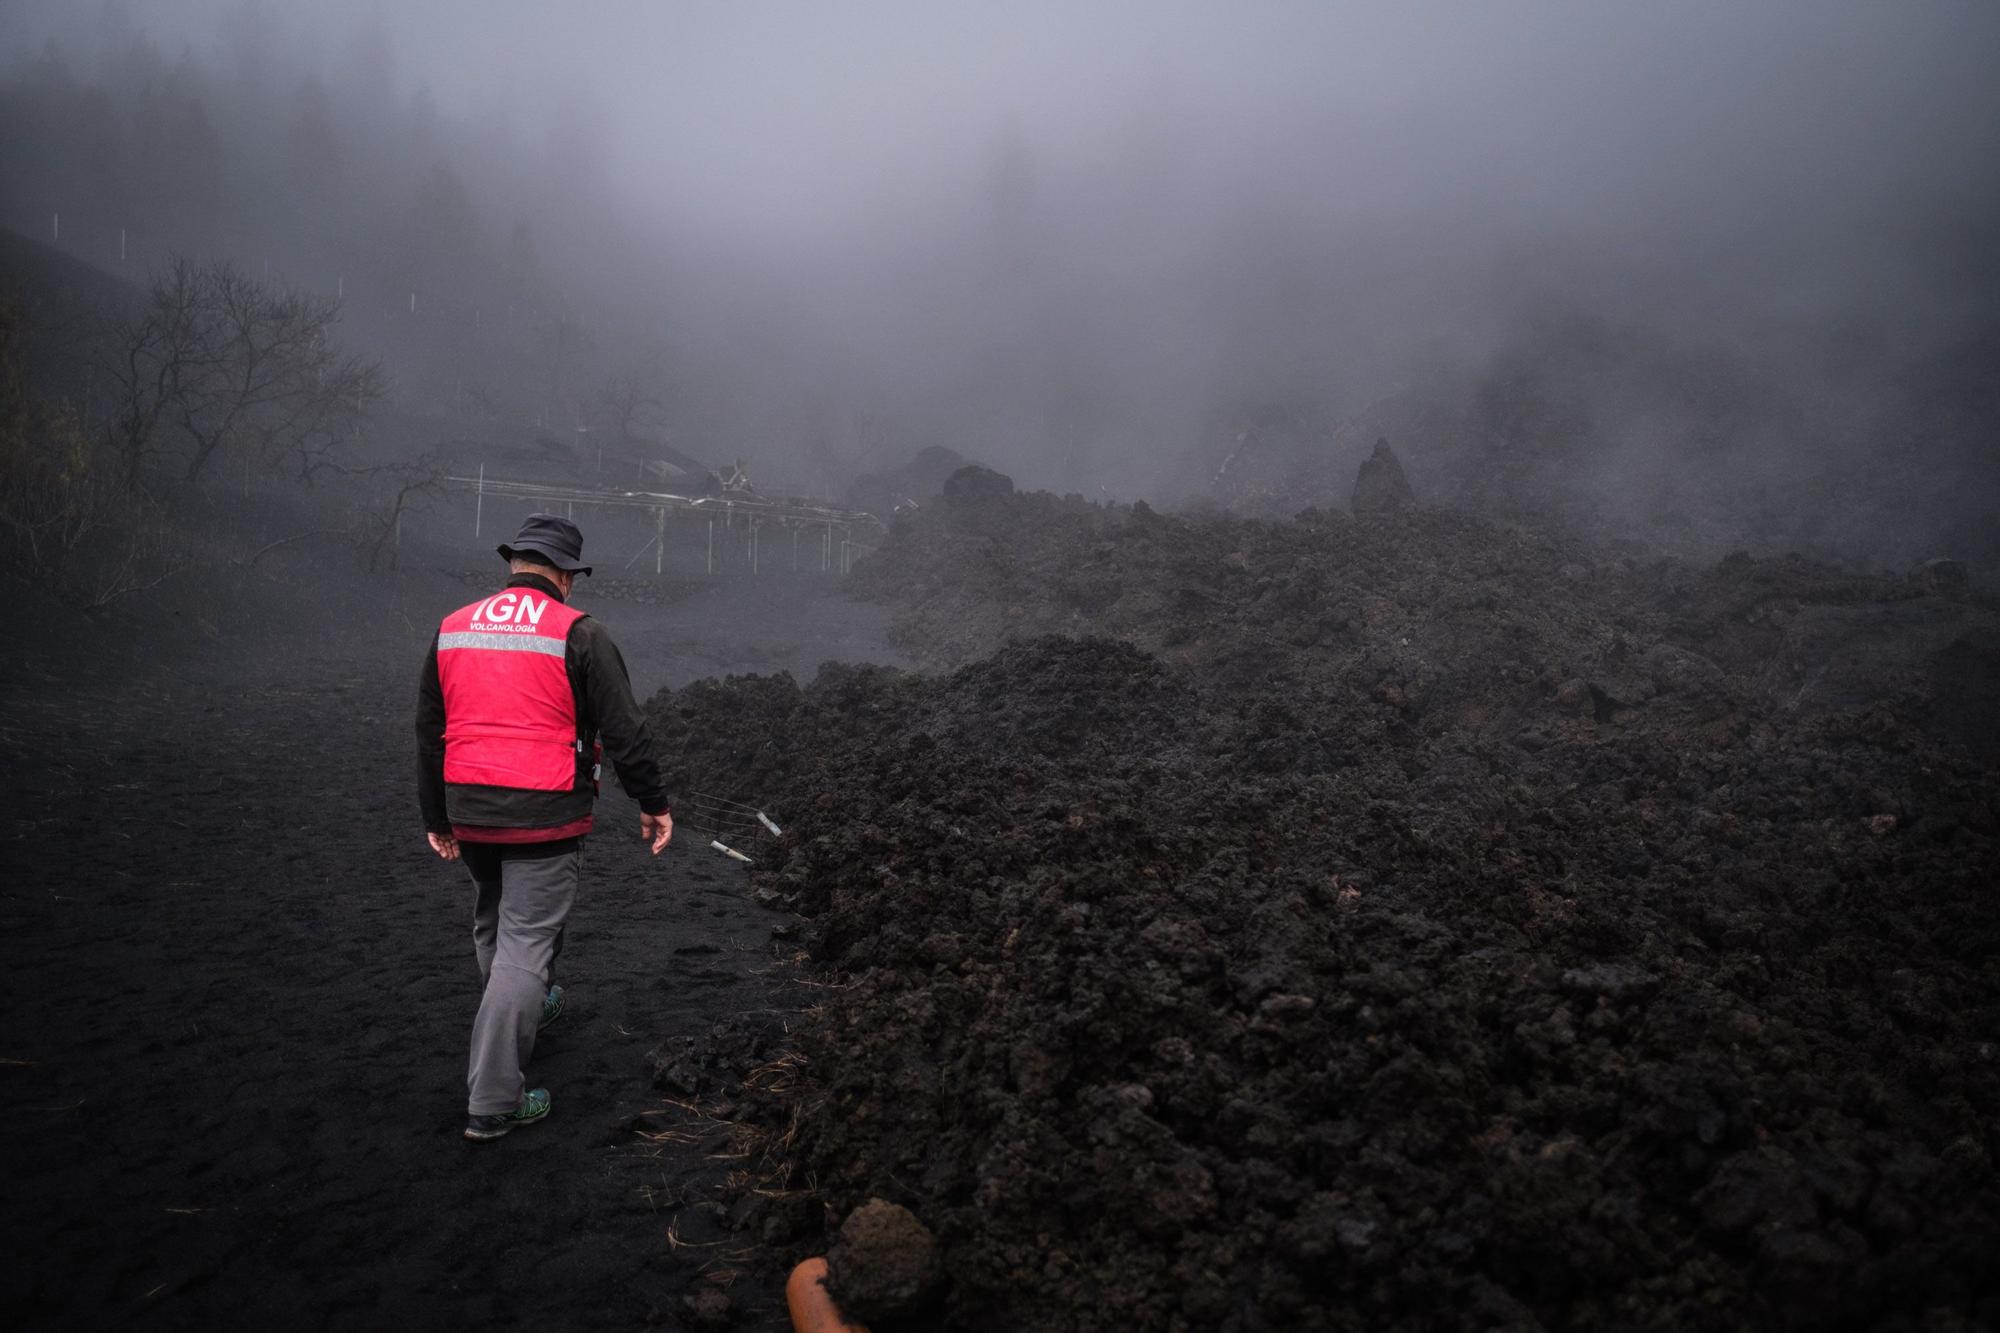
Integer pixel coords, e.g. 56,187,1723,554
679,792,783,864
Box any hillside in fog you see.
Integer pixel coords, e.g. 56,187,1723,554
1,1,1995,561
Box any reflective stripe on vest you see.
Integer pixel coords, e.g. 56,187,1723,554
437,588,587,791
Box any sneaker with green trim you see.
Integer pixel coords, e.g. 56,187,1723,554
463,1087,551,1142
539,984,565,1032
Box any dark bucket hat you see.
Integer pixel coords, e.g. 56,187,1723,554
498,513,592,576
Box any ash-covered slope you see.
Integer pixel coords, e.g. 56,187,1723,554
645,490,1997,1331
853,480,1995,760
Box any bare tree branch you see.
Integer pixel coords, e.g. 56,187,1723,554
96,258,385,491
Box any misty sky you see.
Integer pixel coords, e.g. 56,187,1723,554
3,1,1997,543
11,2,1994,250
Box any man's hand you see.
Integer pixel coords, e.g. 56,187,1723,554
641,811,673,856
427,831,460,861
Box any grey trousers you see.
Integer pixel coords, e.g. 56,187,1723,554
463,839,581,1116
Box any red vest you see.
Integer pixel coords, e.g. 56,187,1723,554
438,587,587,793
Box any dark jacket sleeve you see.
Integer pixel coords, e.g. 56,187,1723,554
572,617,672,815
416,630,450,834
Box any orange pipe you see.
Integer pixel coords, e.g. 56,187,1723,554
786,1257,870,1333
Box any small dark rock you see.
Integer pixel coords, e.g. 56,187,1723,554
825,1198,945,1322
1257,993,1317,1022
683,1285,732,1328
651,1046,702,1095
1910,557,1968,593
1559,963,1661,1002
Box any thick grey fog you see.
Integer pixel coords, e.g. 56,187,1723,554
3,0,1996,560
8,9,2000,1331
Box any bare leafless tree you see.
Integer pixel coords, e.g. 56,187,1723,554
171,262,385,484
600,350,668,444
99,258,205,489
362,453,447,572
97,258,384,490
4,299,194,606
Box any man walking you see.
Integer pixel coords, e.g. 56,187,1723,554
417,514,673,1142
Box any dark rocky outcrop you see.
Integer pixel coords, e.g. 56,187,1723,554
1351,437,1415,513
941,463,1016,506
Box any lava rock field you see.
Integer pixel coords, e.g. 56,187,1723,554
646,487,1997,1331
